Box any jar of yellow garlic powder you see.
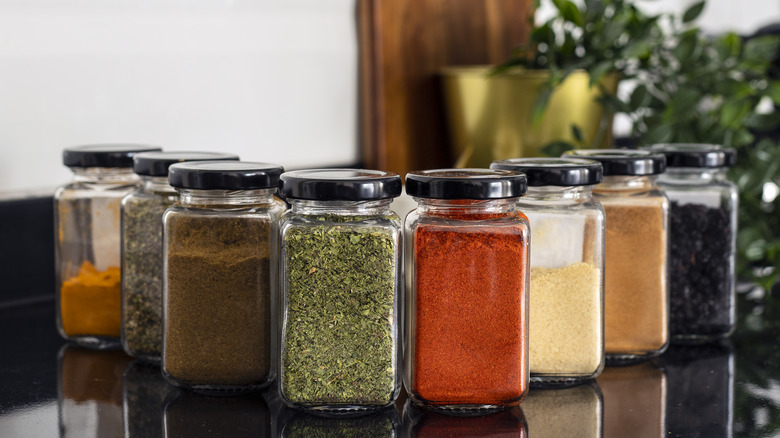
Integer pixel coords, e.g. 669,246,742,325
491,158,605,386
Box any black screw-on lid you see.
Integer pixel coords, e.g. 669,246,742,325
168,161,284,190
279,169,402,201
133,151,240,177
563,149,666,176
62,144,162,168
405,169,527,199
490,157,603,186
645,143,736,168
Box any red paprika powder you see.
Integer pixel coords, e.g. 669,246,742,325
404,169,530,409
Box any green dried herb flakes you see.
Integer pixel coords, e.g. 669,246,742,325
122,194,175,359
282,222,397,406
283,412,395,438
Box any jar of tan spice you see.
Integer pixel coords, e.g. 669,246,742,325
404,169,530,410
56,144,162,349
162,161,286,393
564,149,669,362
491,158,605,385
121,151,239,363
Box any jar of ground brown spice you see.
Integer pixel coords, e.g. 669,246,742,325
162,161,286,393
564,149,669,362
404,169,530,410
491,158,605,385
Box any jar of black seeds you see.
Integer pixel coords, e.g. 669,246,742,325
278,169,403,411
162,161,286,393
648,144,738,341
121,151,238,363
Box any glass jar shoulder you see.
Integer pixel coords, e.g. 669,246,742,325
122,190,177,209
404,209,529,231
593,186,668,209
56,179,140,199
165,199,286,221
281,210,402,233
516,197,604,216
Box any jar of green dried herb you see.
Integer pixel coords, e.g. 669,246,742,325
121,151,239,363
491,158,605,386
56,144,161,350
647,144,738,341
278,169,403,411
162,161,285,393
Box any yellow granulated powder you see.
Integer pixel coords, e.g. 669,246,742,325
530,262,602,375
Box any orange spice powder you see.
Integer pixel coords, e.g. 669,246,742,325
60,261,121,337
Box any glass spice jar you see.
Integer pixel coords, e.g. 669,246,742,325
120,151,239,363
278,169,403,411
55,144,161,349
648,144,738,341
521,382,603,438
564,149,669,362
491,158,605,386
162,161,286,393
404,169,530,410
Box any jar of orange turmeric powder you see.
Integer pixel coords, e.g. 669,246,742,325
564,149,669,362
55,144,161,349
404,169,530,410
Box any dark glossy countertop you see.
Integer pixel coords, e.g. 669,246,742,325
1,284,779,437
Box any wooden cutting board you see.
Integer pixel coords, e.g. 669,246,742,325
359,0,533,177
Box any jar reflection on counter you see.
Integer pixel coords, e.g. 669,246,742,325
162,161,286,393
403,399,527,437
492,158,605,385
278,169,403,410
121,151,239,363
55,144,161,349
278,405,399,437
565,149,669,361
598,361,666,438
522,382,603,438
122,360,169,438
404,169,530,409
661,342,734,436
163,389,271,438
649,144,738,341
58,345,132,438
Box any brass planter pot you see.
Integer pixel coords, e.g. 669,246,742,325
441,67,618,168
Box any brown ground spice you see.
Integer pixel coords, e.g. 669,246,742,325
164,214,271,386
602,202,668,355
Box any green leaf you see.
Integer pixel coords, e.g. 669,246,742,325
589,61,613,87
716,32,741,60
571,124,585,143
766,81,780,104
744,35,780,65
531,85,554,126
663,88,700,121
629,84,650,111
674,29,699,62
623,40,651,58
682,1,706,23
552,0,583,26
720,100,752,128
643,124,674,144
540,141,576,157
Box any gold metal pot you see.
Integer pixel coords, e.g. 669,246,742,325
441,67,618,168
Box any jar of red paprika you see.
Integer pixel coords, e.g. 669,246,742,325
404,169,530,410
491,158,605,386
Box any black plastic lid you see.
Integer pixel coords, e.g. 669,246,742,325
490,157,603,186
279,169,402,201
168,161,284,190
133,151,240,177
563,149,666,176
405,169,527,199
645,143,736,168
62,144,162,168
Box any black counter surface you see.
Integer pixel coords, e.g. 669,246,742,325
0,284,779,437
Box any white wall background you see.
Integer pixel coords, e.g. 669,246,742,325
2,1,780,192
0,0,358,192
